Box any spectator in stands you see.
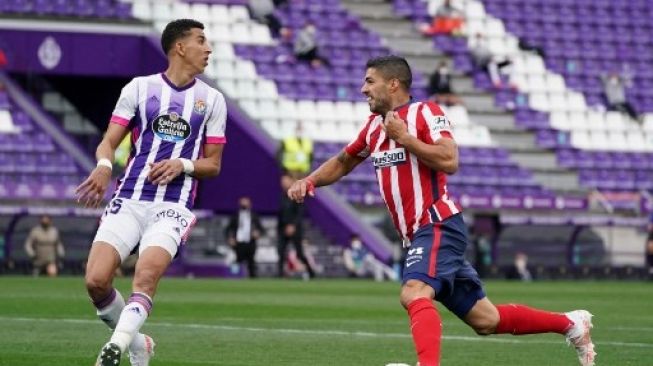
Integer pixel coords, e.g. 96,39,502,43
248,0,290,39
601,72,639,122
470,33,512,89
420,0,465,36
518,39,545,59
343,234,396,281
506,252,533,282
24,215,65,277
277,172,316,278
428,60,463,106
278,122,313,179
293,22,329,68
225,196,264,278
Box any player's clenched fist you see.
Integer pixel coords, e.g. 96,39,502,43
287,178,316,203
382,111,408,142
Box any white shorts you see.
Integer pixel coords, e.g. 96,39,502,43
93,197,196,261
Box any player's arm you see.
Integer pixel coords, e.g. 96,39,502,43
383,111,458,174
147,143,223,185
397,133,458,174
287,150,365,203
76,123,130,208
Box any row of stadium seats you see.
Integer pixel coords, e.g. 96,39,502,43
0,87,85,200
396,0,653,149
481,0,653,113
569,130,653,152
1,0,132,19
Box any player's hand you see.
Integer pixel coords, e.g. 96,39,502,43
287,178,315,203
148,159,184,185
75,166,112,208
382,111,408,142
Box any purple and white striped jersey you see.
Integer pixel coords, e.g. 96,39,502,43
110,73,227,209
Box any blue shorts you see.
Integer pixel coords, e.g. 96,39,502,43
402,214,486,319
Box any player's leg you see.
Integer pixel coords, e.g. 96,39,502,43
85,242,122,327
91,199,153,366
446,261,595,366
400,221,458,366
399,280,440,366
110,246,171,349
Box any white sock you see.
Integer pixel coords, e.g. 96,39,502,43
95,289,148,352
96,289,125,329
110,293,152,352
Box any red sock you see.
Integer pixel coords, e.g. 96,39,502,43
407,298,441,366
496,304,573,335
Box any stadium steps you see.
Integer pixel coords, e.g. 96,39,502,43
342,0,583,193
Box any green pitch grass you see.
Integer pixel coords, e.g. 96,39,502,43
0,277,651,366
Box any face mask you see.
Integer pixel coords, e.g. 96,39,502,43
351,240,362,249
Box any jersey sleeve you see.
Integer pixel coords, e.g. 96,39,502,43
418,101,454,144
110,78,138,127
204,92,227,144
344,118,372,158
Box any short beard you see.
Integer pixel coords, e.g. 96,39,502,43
370,100,390,116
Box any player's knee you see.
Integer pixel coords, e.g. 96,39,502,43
85,273,112,299
399,280,434,309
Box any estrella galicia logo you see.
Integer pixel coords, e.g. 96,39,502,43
152,112,191,142
372,147,407,169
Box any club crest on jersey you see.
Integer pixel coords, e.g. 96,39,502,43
153,113,191,142
372,147,407,169
193,99,206,115
428,115,451,131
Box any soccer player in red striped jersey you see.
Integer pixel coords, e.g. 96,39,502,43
288,56,595,366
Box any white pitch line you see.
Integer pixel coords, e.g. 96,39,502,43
1,316,652,349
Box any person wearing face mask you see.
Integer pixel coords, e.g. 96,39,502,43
278,172,316,279
601,71,639,122
293,21,329,68
225,196,264,278
343,234,397,281
427,61,462,106
24,215,64,277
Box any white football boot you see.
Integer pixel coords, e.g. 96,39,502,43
128,334,155,366
565,310,596,366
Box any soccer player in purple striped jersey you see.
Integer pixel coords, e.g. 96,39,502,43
75,19,226,366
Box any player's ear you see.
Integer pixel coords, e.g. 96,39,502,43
174,41,185,56
389,78,400,93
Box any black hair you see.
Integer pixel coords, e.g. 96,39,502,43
366,55,412,91
161,19,205,55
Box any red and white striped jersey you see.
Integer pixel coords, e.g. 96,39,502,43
345,101,461,241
